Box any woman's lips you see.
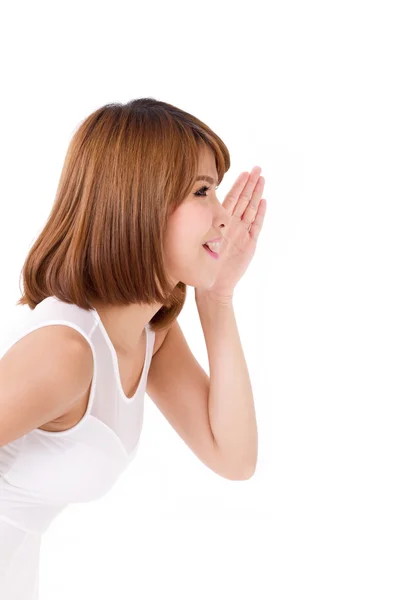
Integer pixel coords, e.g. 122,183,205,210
203,244,220,259
203,236,222,244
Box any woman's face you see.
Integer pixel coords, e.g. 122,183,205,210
164,146,230,290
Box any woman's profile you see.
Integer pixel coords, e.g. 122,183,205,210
0,97,266,598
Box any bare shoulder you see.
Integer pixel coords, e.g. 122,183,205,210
0,324,94,445
3,323,91,357
0,324,93,405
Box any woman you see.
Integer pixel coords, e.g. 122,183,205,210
0,97,266,598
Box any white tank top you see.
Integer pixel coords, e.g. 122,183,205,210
0,296,155,598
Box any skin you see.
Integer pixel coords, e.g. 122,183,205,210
91,145,230,355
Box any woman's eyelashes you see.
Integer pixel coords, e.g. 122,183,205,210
194,185,219,197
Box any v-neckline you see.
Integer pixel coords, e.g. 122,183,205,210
91,308,149,403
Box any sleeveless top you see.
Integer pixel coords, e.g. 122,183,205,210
0,296,155,598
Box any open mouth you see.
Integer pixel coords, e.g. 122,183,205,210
202,244,220,259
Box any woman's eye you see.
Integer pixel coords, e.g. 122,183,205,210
194,185,219,197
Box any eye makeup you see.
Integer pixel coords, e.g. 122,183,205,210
194,185,219,197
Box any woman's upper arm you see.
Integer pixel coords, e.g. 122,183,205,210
0,326,93,447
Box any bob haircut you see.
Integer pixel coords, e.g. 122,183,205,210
16,97,230,332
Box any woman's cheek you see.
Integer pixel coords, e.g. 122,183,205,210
194,204,213,230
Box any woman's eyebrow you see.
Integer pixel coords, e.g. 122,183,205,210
195,175,218,185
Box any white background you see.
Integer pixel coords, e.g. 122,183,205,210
0,0,399,598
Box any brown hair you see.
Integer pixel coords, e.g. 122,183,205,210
16,98,230,332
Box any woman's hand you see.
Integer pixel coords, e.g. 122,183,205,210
202,166,267,301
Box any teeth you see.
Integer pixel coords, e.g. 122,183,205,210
205,242,221,253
